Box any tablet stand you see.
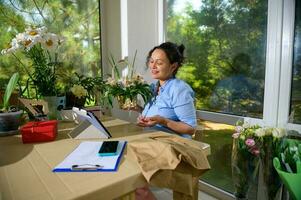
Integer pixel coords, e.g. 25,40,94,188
68,107,111,139
68,120,108,139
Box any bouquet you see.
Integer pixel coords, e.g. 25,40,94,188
1,26,64,97
232,121,287,200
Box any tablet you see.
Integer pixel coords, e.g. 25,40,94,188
71,107,112,138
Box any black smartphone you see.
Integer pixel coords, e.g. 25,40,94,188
98,141,119,156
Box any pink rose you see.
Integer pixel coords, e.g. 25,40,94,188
251,148,260,156
245,138,255,147
232,132,240,138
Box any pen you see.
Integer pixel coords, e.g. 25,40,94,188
71,164,103,171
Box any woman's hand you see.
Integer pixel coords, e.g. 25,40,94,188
137,115,165,127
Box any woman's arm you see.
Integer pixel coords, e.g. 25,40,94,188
137,115,195,135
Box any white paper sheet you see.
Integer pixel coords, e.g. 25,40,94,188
53,141,126,172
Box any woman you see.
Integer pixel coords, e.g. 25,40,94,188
137,42,197,138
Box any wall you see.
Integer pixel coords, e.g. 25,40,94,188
101,0,122,78
101,0,160,121
101,0,160,82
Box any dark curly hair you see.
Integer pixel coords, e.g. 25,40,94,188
146,42,185,75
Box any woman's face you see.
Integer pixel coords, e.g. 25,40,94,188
148,49,177,82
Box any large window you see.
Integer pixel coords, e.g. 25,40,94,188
166,0,267,119
0,0,101,98
166,0,268,195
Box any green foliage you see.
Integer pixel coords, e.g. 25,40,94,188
1,72,19,112
26,44,59,97
71,73,106,104
278,139,301,173
0,0,101,100
167,0,267,117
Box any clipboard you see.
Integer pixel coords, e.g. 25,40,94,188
69,107,112,139
53,141,127,172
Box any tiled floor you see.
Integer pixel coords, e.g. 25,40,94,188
151,187,219,200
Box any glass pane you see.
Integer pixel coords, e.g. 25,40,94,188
166,0,267,118
198,120,235,193
0,0,101,101
291,0,301,124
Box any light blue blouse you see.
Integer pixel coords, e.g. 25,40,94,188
142,78,197,138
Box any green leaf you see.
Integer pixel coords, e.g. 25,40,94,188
2,72,19,111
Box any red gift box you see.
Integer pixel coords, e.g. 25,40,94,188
21,120,57,143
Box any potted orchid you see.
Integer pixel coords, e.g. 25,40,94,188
231,121,287,200
1,26,64,98
105,51,152,110
1,26,65,119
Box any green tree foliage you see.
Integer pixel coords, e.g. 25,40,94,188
0,0,101,97
167,0,267,117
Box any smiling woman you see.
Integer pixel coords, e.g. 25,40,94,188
137,42,197,138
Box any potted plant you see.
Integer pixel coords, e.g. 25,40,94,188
273,139,301,200
105,51,152,110
0,72,23,135
65,73,106,108
1,26,65,119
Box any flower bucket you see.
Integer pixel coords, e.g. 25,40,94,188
231,139,259,200
273,157,301,200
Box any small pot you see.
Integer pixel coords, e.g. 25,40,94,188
0,110,23,135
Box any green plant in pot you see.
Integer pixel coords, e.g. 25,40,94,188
0,72,23,135
65,73,106,108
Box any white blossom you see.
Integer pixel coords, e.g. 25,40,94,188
272,128,287,138
242,121,251,129
255,128,266,137
42,33,59,51
235,126,244,133
70,85,88,98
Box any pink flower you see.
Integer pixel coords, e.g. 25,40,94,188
251,148,260,156
232,132,240,138
245,138,255,147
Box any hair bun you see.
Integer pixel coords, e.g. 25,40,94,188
178,44,185,56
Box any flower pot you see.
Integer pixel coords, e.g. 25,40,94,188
43,96,66,120
0,110,23,136
65,92,86,109
117,96,138,110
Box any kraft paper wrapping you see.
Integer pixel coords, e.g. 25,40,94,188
128,133,210,199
